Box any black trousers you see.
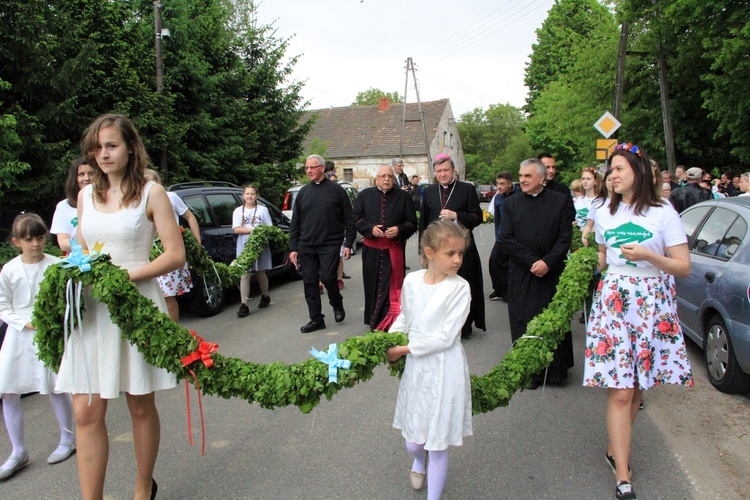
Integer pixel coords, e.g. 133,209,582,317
299,245,344,321
488,241,509,299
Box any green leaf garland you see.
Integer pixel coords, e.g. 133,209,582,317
33,226,597,415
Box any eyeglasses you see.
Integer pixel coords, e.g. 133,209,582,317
377,174,395,179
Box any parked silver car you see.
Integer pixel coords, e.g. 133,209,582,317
675,197,750,393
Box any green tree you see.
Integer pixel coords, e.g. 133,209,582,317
617,0,740,167
493,133,535,177
352,88,403,106
524,0,615,114
458,103,527,183
0,0,310,223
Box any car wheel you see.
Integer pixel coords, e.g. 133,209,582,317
704,315,750,393
191,275,225,317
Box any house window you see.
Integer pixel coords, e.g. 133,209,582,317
344,168,353,183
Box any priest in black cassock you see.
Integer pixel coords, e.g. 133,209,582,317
539,152,571,196
352,164,418,330
503,158,576,388
420,153,486,338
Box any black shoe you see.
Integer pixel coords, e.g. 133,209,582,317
461,325,472,339
258,295,271,308
342,272,351,280
489,291,501,301
405,266,411,270
334,307,345,323
615,480,637,500
150,478,158,500
300,319,326,333
237,303,250,318
579,312,586,323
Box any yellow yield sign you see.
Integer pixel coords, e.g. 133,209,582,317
594,111,621,138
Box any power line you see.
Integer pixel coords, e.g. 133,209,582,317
417,0,523,60
430,0,552,63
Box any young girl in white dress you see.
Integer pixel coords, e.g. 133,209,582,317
0,213,75,481
54,114,185,499
232,184,273,317
50,157,94,253
386,219,472,500
583,143,693,500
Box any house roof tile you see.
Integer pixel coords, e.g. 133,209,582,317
301,99,450,159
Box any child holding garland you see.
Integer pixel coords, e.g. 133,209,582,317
386,219,473,499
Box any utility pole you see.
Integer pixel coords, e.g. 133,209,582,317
656,39,677,173
154,1,164,93
399,59,408,158
153,1,168,181
613,22,628,122
399,58,433,177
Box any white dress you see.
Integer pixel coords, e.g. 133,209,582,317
55,182,177,398
390,270,473,450
0,254,60,395
232,204,272,271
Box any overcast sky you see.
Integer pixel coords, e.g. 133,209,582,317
255,0,555,118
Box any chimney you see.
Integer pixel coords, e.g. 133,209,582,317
378,96,390,110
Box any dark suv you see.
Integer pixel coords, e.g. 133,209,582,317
167,181,297,316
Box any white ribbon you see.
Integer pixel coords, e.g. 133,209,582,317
63,278,93,405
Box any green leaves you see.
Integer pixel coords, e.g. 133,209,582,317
33,226,597,415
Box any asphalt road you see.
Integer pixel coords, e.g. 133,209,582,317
0,220,732,499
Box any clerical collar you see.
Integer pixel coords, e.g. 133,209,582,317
313,177,328,185
377,186,392,194
528,187,544,197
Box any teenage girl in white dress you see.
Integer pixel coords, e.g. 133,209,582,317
55,114,185,500
232,184,273,317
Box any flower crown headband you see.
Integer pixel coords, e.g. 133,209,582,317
614,142,642,157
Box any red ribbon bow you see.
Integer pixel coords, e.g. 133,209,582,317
180,330,218,455
181,331,219,368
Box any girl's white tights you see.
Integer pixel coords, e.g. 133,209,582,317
1,394,25,460
1,392,75,465
405,441,449,500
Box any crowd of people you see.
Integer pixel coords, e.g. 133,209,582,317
1,125,731,499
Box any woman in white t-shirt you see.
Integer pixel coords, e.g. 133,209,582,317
50,158,94,253
573,166,602,229
583,143,694,500
232,184,273,317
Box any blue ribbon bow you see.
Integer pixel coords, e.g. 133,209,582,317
310,343,351,384
60,238,104,273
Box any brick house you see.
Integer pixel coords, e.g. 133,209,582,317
300,97,465,190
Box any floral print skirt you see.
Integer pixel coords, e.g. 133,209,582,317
583,271,693,389
156,262,193,298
